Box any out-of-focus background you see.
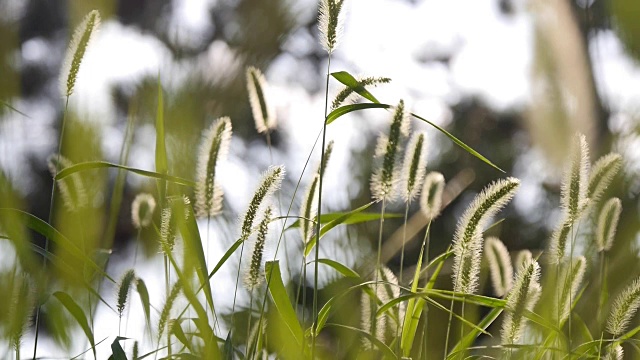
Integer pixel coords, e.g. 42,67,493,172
1,0,640,357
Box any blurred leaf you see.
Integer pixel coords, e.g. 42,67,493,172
0,99,29,117
53,291,96,359
316,258,360,279
135,278,152,332
324,323,396,359
265,261,304,348
331,71,381,104
55,161,195,187
449,307,503,359
286,210,401,229
223,331,233,360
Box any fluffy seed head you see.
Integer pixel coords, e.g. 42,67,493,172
157,282,182,341
515,250,532,273
245,207,272,289
131,193,156,229
240,165,285,241
501,258,541,345
8,274,34,352
47,154,88,212
547,216,574,264
560,133,590,221
596,197,622,252
607,277,640,336
300,174,319,245
588,153,623,206
370,100,410,202
401,132,427,203
116,269,136,316
246,67,276,133
420,171,445,220
452,177,520,294
159,207,177,254
60,10,101,97
362,266,401,349
316,140,334,179
195,117,232,217
557,256,586,324
318,0,346,53
604,344,624,360
485,237,513,297
331,76,391,110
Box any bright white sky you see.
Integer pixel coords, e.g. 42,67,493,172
5,0,640,357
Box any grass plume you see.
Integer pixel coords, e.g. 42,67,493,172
485,237,513,297
501,258,541,345
331,76,391,110
318,0,346,53
596,197,622,252
588,153,623,206
47,154,88,211
557,256,586,324
420,171,445,220
195,117,232,217
131,193,156,229
60,10,101,97
245,207,272,289
401,132,427,203
240,165,285,242
246,67,276,134
606,277,640,336
561,133,590,221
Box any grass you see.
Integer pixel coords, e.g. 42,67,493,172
0,3,637,360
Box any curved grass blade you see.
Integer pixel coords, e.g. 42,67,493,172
1,208,114,283
155,77,167,175
304,201,376,256
331,71,381,104
326,103,391,125
71,337,109,360
110,337,128,360
53,291,96,359
136,278,152,333
1,99,29,118
316,258,360,279
324,323,396,359
449,307,503,359
208,238,243,281
285,210,401,230
55,161,195,187
264,261,304,347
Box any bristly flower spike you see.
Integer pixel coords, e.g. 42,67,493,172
547,215,573,264
561,133,590,221
401,132,427,203
604,344,624,360
515,250,532,273
131,193,156,229
361,266,400,349
370,100,410,202
300,174,319,245
116,269,136,316
596,197,622,252
420,171,445,221
557,256,586,324
607,277,640,336
246,67,276,134
159,207,177,254
318,0,346,54
588,153,623,206
240,165,285,241
60,10,101,97
452,177,520,294
485,237,513,298
501,258,541,345
195,117,232,218
47,154,88,212
331,76,391,110
245,207,272,289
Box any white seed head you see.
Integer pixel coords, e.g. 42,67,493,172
244,207,272,289
607,277,640,336
401,132,427,203
420,171,445,220
588,152,623,207
515,250,532,273
452,177,520,294
240,165,285,241
318,0,346,53
300,174,319,244
547,215,573,265
195,117,232,218
560,133,590,221
485,237,513,297
596,197,622,252
47,154,88,212
557,256,586,324
246,67,276,133
60,10,101,97
604,344,624,360
131,193,156,229
501,258,541,345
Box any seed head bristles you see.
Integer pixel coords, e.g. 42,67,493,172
561,133,590,221
240,165,285,242
547,216,573,264
116,269,136,316
195,117,232,217
331,76,391,110
157,282,182,342
370,100,409,202
133,341,139,359
557,256,586,324
300,174,319,245
515,250,532,273
401,132,427,203
588,153,623,207
316,140,334,178
159,207,177,254
246,67,276,134
604,344,624,360
606,277,640,336
485,237,513,298
131,193,156,229
60,10,101,97
245,207,272,289
501,258,541,345
452,177,520,294
47,154,88,212
8,274,34,353
420,171,445,220
361,266,399,348
597,197,622,252
318,0,345,54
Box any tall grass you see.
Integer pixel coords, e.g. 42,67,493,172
0,3,637,360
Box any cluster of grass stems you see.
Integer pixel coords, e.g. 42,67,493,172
0,3,636,360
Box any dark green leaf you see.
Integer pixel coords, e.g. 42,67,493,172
265,261,304,347
54,161,195,187
326,103,391,125
110,337,128,360
53,291,96,359
331,71,381,104
324,323,396,359
316,258,360,279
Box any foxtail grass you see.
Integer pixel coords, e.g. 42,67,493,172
501,258,541,352
561,133,590,221
195,117,232,218
116,269,136,335
131,193,156,230
606,277,640,337
60,10,101,97
588,153,623,206
246,67,276,134
47,154,88,212
557,256,586,325
485,237,513,297
420,171,445,220
596,197,622,252
318,0,346,54
331,76,390,110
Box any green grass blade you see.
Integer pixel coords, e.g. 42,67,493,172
449,307,503,358
110,337,128,360
0,208,114,283
424,289,506,308
304,201,376,256
330,71,381,104
208,238,243,281
286,210,401,230
53,291,96,359
223,331,233,360
1,99,30,117
135,278,152,333
324,323,396,359
410,112,504,173
54,161,195,187
316,258,361,279
265,261,304,347
155,77,167,175
326,103,391,125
